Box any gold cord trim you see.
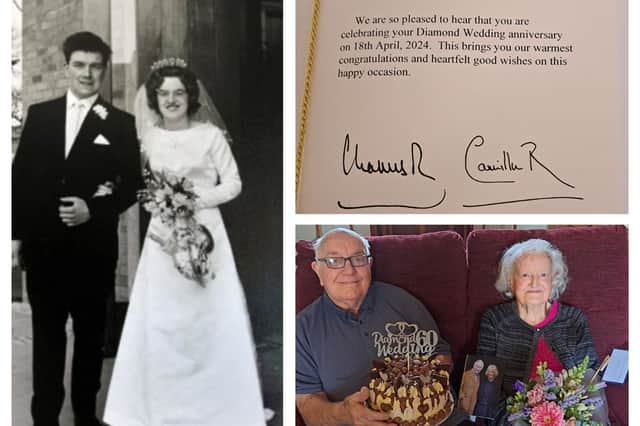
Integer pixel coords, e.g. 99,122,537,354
295,0,321,209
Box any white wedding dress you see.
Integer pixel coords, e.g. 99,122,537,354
104,122,265,426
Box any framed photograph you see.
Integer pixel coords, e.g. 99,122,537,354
457,354,505,420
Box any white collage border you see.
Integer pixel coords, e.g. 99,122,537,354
0,0,636,424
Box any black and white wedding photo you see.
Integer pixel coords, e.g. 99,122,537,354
11,1,282,425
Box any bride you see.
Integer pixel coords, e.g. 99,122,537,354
103,59,266,425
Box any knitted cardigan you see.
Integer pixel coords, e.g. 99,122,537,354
476,301,599,394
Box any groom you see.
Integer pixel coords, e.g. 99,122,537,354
12,31,142,426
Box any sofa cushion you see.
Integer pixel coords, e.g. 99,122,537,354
465,225,628,424
295,239,323,314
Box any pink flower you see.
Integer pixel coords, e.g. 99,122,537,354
530,401,564,426
527,383,545,406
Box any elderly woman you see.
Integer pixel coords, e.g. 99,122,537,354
474,365,500,419
476,238,608,422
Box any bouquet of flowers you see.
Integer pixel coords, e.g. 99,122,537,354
137,167,214,286
506,357,606,426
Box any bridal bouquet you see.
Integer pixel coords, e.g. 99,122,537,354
506,357,605,426
137,167,214,286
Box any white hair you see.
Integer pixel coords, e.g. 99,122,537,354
485,364,499,376
312,227,370,258
494,238,568,301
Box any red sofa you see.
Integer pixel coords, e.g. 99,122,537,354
296,226,628,424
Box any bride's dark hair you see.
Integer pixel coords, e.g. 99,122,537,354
145,65,201,116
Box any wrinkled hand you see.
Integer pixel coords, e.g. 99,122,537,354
12,240,23,269
59,197,91,226
344,387,390,426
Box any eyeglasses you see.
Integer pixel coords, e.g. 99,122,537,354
316,254,371,269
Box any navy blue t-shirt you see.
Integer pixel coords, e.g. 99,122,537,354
296,281,451,401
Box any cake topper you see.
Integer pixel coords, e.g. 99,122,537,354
372,321,439,357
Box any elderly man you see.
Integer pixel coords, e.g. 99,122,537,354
296,228,469,425
458,359,484,415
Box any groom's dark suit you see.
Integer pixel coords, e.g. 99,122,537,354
12,94,142,425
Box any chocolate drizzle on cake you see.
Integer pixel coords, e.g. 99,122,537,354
368,355,454,425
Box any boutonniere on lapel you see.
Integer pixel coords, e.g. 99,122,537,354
92,104,108,120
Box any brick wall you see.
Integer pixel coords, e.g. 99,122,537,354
22,0,82,109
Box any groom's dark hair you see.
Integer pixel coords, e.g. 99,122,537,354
62,31,112,65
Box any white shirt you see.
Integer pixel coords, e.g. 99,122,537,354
65,90,98,158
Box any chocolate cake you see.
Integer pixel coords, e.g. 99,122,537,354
368,354,454,425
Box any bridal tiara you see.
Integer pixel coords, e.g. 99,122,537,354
150,57,188,72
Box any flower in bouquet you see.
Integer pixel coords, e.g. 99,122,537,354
138,168,198,228
527,383,545,406
530,401,564,425
137,167,214,285
506,356,605,426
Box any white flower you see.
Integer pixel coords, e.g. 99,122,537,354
173,192,190,206
92,104,108,120
166,174,179,186
155,188,173,203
